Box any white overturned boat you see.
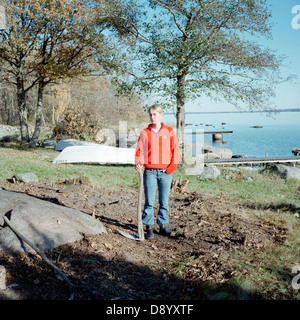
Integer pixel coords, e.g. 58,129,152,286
53,142,135,165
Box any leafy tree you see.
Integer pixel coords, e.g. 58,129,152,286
48,75,146,141
27,0,110,147
119,0,288,149
0,0,136,145
0,0,42,142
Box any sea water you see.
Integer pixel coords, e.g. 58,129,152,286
163,111,300,158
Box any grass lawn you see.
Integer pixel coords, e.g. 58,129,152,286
1,143,300,299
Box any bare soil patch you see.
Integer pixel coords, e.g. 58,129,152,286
0,179,287,300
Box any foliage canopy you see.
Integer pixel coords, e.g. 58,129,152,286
117,0,288,147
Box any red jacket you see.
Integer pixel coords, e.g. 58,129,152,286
135,123,180,174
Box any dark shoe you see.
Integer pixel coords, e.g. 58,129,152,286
145,225,154,239
159,225,175,237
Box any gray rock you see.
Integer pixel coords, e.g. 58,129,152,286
268,165,300,181
55,139,99,151
232,154,248,158
203,143,232,159
0,189,106,253
12,172,39,183
222,167,239,172
0,134,21,143
240,166,258,171
198,165,221,179
0,125,20,138
41,138,57,149
292,148,300,156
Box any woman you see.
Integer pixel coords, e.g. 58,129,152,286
135,104,180,239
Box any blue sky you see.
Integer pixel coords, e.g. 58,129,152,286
264,0,300,109
187,0,300,113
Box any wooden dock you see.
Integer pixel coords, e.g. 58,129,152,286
204,156,300,167
185,130,234,134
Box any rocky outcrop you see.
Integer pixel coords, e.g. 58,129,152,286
0,189,106,253
198,165,221,179
268,164,300,181
12,172,39,183
292,148,300,156
203,143,232,159
41,138,57,149
0,125,19,137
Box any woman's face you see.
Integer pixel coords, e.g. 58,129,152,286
149,110,163,125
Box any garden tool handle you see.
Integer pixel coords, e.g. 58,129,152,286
137,169,144,241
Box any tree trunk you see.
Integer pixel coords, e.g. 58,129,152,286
7,90,14,125
16,76,29,144
29,80,45,147
176,74,186,152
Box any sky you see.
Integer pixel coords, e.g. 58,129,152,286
186,0,300,113
267,0,300,109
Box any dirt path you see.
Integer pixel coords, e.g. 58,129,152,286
0,179,287,300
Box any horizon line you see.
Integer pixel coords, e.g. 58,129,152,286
165,108,300,115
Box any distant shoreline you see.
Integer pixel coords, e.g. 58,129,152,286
165,108,300,115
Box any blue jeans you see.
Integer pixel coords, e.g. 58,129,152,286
142,169,173,226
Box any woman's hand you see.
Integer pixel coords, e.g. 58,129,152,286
135,163,143,171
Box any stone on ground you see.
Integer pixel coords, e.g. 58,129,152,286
0,189,106,253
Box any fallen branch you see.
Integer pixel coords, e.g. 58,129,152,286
30,184,79,193
3,215,97,300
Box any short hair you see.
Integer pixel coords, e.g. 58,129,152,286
148,104,163,114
